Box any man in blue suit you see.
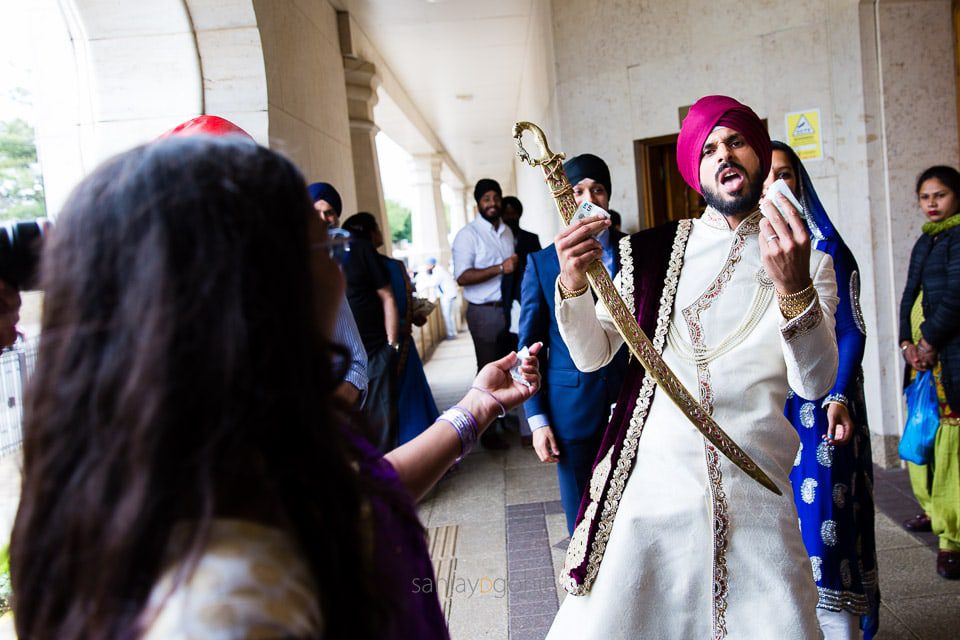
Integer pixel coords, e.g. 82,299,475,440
519,154,628,535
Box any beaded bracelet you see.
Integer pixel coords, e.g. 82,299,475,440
776,283,816,319
558,278,589,300
439,406,479,462
469,386,507,418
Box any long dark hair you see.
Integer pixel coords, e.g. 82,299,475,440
11,137,387,638
916,165,960,197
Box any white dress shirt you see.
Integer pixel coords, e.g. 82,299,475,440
451,215,515,304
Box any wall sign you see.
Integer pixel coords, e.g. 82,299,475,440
785,109,822,161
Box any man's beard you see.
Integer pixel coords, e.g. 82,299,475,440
701,163,763,217
480,205,501,223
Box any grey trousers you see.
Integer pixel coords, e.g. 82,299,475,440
465,302,511,372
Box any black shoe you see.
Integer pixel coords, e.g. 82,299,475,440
904,513,933,532
481,429,510,450
937,550,960,579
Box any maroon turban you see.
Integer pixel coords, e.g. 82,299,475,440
676,95,770,195
158,115,253,140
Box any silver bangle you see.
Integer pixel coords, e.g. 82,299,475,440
821,393,849,409
440,406,478,462
469,386,507,418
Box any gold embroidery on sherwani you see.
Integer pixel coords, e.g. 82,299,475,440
674,211,763,639
781,298,824,342
560,219,692,595
619,234,635,317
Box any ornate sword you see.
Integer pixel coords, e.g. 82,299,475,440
513,121,781,496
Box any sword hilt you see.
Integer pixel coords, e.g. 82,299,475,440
513,121,565,169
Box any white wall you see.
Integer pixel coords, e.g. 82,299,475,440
512,0,564,247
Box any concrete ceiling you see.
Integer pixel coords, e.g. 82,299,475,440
341,0,536,187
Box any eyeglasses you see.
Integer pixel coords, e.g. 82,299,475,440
312,228,352,266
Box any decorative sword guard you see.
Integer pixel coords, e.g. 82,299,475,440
512,120,781,496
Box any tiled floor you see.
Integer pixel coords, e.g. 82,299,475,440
421,332,960,640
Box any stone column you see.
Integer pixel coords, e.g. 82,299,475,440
410,153,451,268
448,184,470,237
343,56,392,253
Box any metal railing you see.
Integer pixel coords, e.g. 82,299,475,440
0,338,38,458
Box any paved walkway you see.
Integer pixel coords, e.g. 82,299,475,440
421,332,960,640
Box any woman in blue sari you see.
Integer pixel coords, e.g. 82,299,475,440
766,141,879,640
341,213,440,444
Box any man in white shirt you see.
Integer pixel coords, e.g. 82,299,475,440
452,178,518,449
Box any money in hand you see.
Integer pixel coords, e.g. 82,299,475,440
510,346,533,388
571,201,610,238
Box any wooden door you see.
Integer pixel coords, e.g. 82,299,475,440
634,134,704,230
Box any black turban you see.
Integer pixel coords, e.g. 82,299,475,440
563,154,612,198
473,178,502,204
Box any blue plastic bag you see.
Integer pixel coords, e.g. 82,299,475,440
899,369,940,464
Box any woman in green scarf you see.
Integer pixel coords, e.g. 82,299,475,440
898,165,960,580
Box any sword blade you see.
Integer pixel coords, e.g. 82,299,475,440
585,261,781,495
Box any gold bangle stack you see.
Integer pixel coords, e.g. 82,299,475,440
558,278,589,300
776,283,816,319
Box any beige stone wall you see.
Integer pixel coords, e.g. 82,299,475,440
544,0,959,461
870,0,959,461
253,0,357,214
513,0,564,246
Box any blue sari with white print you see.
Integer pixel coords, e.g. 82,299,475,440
779,143,880,638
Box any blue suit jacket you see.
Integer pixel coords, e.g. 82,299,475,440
519,235,627,441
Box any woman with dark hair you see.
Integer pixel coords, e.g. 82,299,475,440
765,141,879,639
899,164,960,580
342,213,440,444
9,136,540,639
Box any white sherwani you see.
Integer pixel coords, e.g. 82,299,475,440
547,210,838,640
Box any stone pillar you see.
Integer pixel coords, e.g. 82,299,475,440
448,184,470,237
343,56,392,254
410,153,451,268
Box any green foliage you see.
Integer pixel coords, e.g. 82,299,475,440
0,117,46,222
0,543,10,614
386,198,412,244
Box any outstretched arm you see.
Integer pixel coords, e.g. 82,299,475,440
385,344,542,501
